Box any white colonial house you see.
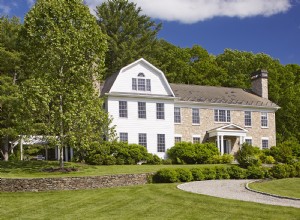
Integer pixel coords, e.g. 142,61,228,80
101,58,280,158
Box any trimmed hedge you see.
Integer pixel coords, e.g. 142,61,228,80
152,162,300,183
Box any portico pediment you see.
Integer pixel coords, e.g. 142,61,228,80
207,124,248,138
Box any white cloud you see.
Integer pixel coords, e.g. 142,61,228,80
84,0,292,24
0,3,11,15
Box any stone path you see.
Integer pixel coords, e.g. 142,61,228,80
177,180,300,208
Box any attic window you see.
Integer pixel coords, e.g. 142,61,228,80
132,73,151,92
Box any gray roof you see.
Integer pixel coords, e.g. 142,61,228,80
170,83,279,108
100,73,279,108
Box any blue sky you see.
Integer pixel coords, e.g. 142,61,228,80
1,0,299,65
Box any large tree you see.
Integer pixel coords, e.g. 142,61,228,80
0,16,23,161
96,0,162,78
22,0,111,167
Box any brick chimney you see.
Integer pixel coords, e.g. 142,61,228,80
251,70,268,99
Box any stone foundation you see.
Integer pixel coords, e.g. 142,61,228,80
0,173,152,192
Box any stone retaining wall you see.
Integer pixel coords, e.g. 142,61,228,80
0,173,152,192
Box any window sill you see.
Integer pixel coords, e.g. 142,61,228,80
261,126,269,129
192,123,200,126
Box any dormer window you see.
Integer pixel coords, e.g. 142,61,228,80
132,73,151,92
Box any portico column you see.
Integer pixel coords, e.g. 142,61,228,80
65,147,69,162
70,148,74,161
240,136,244,149
20,136,23,161
217,135,220,153
220,135,224,155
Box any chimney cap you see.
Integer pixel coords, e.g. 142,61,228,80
251,69,268,80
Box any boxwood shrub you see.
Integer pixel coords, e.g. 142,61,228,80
152,168,178,183
175,168,193,182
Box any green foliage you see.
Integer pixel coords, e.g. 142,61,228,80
84,141,151,165
146,154,162,165
215,166,230,179
270,139,300,164
21,0,110,167
202,167,216,180
152,168,178,183
246,166,266,179
210,154,234,164
175,168,193,182
167,142,219,164
190,168,205,181
269,164,297,179
227,166,247,179
96,0,161,78
236,143,262,168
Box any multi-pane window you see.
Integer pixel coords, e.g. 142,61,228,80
119,132,128,142
138,133,147,148
157,134,165,152
245,138,252,146
193,137,201,144
214,109,231,122
192,108,200,124
261,112,268,127
132,73,151,92
132,78,137,90
119,101,127,118
138,102,146,119
138,78,146,91
146,79,151,91
262,139,269,149
174,136,181,143
156,103,165,119
244,111,252,127
174,107,181,123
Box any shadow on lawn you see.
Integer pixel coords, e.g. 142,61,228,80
0,161,62,174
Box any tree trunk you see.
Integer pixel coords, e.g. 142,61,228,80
2,136,9,161
59,94,64,168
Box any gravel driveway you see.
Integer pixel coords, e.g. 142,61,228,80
178,180,300,208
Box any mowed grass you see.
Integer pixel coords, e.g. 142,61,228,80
0,184,299,220
0,161,228,178
248,178,300,199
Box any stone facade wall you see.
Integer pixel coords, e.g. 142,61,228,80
175,107,276,153
0,173,152,192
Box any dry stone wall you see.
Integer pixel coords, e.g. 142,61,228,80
0,173,152,192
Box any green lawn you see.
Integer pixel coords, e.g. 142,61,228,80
248,178,300,199
0,161,228,178
0,184,299,220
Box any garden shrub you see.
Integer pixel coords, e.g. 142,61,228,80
190,168,205,181
162,158,172,165
175,168,193,182
270,164,289,179
146,154,162,165
246,165,266,179
221,154,234,164
167,142,219,164
152,168,178,183
236,143,262,168
227,166,247,179
202,167,216,180
270,139,300,164
215,167,230,179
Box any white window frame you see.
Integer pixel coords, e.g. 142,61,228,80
157,134,165,152
119,101,127,118
261,137,269,149
261,112,268,128
192,135,201,144
119,132,128,142
244,137,253,146
174,107,181,124
192,108,200,124
132,72,151,92
138,133,147,148
156,103,165,119
244,111,252,127
138,102,146,119
214,109,231,123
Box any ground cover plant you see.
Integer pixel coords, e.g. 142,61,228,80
0,161,228,178
0,184,299,220
248,178,300,199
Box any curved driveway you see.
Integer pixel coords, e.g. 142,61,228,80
177,180,300,208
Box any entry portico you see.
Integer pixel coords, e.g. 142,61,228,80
207,124,248,155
